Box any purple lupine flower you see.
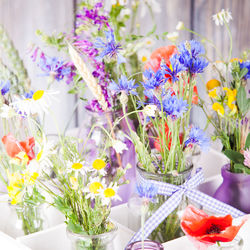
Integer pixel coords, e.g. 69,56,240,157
142,68,166,89
109,75,138,95
162,94,188,120
94,30,126,64
0,80,11,95
184,126,210,151
162,54,187,82
239,61,250,80
136,182,158,202
177,40,208,74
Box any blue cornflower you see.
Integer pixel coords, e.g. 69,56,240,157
24,90,34,99
94,30,126,64
109,75,138,95
177,40,208,74
142,68,166,89
0,80,10,96
239,61,250,80
162,54,187,82
136,182,158,201
162,94,188,120
184,127,210,151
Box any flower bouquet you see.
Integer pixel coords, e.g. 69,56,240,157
178,9,250,211
107,38,210,243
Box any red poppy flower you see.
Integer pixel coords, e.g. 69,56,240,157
2,133,35,162
145,45,177,73
154,122,183,151
181,205,248,249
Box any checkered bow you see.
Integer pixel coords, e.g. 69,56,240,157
128,168,245,244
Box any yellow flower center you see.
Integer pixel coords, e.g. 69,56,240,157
141,56,148,62
104,188,116,198
92,159,106,170
206,79,221,90
208,89,218,99
36,150,43,161
33,90,44,100
146,40,152,45
89,182,103,194
72,163,83,170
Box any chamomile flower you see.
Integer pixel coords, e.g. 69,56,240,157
137,48,151,64
69,176,79,190
166,32,179,43
212,9,232,26
100,183,121,206
0,104,16,119
67,159,89,176
85,176,106,200
92,158,107,175
11,90,58,117
143,37,155,48
143,104,157,117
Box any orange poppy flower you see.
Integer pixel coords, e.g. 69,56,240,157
181,205,248,248
145,45,177,73
2,133,35,162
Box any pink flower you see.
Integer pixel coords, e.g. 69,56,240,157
243,148,250,168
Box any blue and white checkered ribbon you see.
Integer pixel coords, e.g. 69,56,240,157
129,168,245,244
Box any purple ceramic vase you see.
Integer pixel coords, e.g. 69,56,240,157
214,164,250,213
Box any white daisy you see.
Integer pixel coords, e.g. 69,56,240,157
166,32,179,43
143,37,155,48
0,104,16,118
84,176,106,200
91,158,107,176
100,183,121,206
212,9,232,26
66,159,90,176
143,104,157,117
11,90,58,117
137,48,151,64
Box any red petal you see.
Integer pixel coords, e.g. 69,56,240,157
1,133,22,158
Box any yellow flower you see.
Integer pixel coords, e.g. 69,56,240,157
72,163,84,170
208,88,218,99
69,176,78,190
33,90,44,100
89,182,103,194
223,87,237,110
92,159,106,171
23,171,39,185
206,79,221,91
230,58,243,63
103,188,116,198
212,103,225,116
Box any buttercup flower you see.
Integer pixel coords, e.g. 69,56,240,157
212,9,232,26
112,139,128,154
243,148,250,168
223,87,237,110
181,205,247,249
206,79,221,91
208,88,218,99
212,102,225,116
94,30,125,64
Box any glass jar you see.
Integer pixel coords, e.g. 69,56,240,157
5,202,47,238
207,236,243,250
125,240,164,250
78,109,136,206
129,162,193,243
66,223,118,250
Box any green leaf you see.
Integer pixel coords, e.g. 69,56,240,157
146,24,157,36
224,149,244,164
239,68,248,80
236,86,248,114
245,133,250,149
234,163,250,174
67,220,84,234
